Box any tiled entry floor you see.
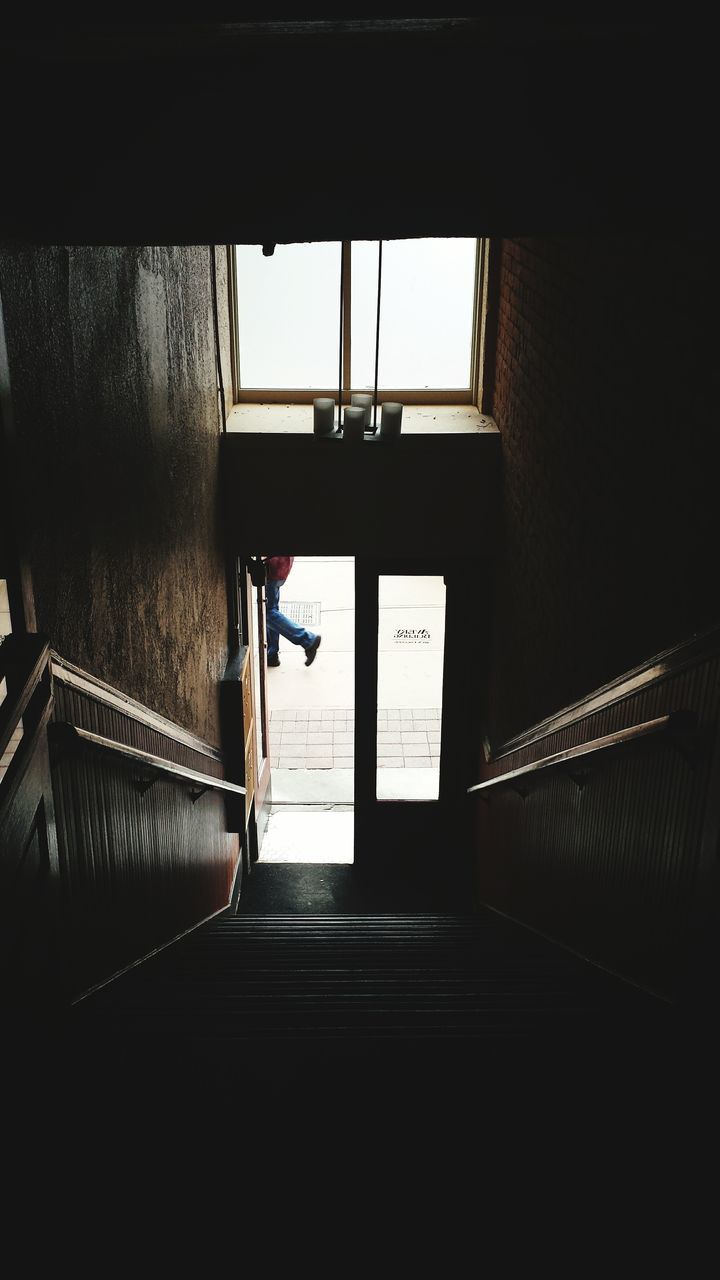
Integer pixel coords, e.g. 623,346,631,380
259,805,354,863
270,707,441,770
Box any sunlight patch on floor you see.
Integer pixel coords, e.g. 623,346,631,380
259,808,354,863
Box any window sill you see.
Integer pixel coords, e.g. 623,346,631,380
226,403,498,436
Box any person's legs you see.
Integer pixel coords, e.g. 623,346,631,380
265,579,318,655
266,579,282,661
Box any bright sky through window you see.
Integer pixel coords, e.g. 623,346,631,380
235,241,341,389
235,238,477,392
352,239,476,389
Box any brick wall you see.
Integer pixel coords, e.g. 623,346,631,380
486,236,718,743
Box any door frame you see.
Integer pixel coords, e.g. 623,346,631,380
240,560,272,853
234,552,482,899
353,555,480,899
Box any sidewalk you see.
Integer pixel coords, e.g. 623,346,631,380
270,706,441,771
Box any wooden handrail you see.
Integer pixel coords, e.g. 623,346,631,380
487,621,720,762
0,635,50,761
50,653,223,762
50,722,246,798
467,711,694,796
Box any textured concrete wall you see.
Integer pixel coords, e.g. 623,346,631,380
0,246,229,744
486,236,719,744
213,246,233,424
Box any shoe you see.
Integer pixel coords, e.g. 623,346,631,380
267,654,280,667
304,636,321,666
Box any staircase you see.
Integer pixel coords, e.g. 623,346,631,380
64,865,677,1136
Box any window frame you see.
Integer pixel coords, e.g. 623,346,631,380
229,238,490,407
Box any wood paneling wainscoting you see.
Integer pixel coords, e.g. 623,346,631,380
0,636,62,1015
49,656,241,1000
471,625,720,999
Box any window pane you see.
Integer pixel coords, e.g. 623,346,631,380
236,242,341,388
351,238,476,390
0,579,23,787
376,575,445,801
1,577,12,637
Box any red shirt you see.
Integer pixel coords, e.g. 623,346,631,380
265,556,294,582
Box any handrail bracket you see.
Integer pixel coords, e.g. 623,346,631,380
132,773,158,797
563,765,591,792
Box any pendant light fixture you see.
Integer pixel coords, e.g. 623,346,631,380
315,239,394,438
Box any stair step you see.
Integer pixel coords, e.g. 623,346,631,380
71,910,667,1048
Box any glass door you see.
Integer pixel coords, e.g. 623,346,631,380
243,564,271,838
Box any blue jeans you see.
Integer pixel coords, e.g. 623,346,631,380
266,579,317,659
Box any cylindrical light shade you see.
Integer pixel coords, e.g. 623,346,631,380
342,405,365,442
351,393,373,429
313,397,335,435
380,401,403,440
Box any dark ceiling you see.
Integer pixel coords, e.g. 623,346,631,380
0,19,715,244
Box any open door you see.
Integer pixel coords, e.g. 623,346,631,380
242,561,272,854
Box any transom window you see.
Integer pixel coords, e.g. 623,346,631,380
231,238,487,405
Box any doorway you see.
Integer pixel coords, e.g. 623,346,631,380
242,555,456,879
259,555,355,864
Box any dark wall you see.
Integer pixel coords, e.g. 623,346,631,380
221,432,501,557
485,236,719,744
0,246,229,744
1,21,715,244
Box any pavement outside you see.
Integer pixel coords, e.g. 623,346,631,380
270,706,441,772
259,806,354,863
